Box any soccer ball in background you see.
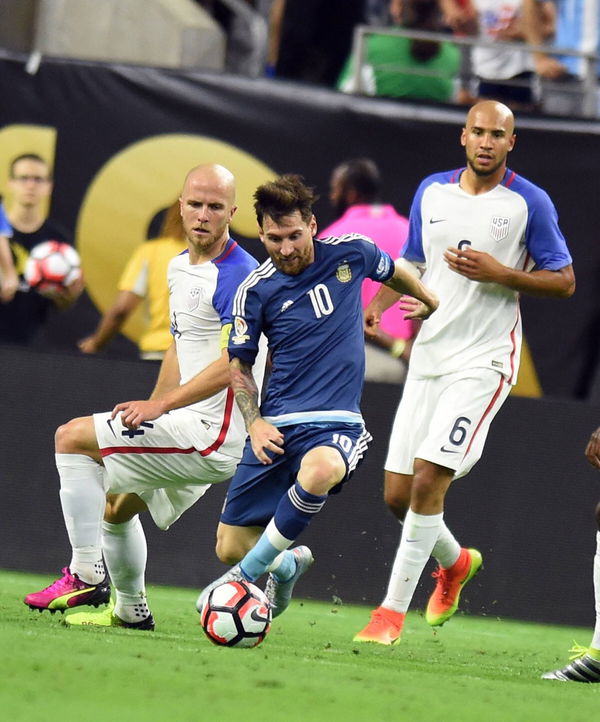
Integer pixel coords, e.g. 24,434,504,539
24,240,82,295
200,580,271,648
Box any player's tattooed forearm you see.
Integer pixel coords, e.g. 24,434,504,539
235,390,261,429
230,359,260,429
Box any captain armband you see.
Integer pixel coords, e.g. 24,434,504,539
220,323,233,350
389,339,407,358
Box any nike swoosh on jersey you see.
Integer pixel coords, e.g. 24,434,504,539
106,418,117,437
429,218,447,224
439,445,461,453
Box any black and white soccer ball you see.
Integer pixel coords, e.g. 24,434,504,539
200,580,271,648
24,240,82,294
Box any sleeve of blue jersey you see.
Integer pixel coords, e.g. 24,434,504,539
212,253,257,325
519,180,573,270
0,204,12,236
402,177,430,263
227,278,262,366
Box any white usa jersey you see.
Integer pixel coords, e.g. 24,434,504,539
404,168,572,383
167,240,260,454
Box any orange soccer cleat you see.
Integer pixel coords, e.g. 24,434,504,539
425,547,483,627
353,606,405,645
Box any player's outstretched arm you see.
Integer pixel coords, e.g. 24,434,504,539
444,247,575,298
113,345,230,429
230,356,284,465
384,259,438,320
585,427,600,470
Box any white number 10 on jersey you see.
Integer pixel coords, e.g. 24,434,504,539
307,284,334,318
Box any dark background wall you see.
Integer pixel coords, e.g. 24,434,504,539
0,52,598,398
2,346,598,628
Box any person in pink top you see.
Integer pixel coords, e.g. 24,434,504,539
321,158,414,382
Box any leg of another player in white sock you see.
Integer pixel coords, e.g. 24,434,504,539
590,531,600,656
56,452,106,583
102,517,151,622
383,509,443,613
432,521,462,568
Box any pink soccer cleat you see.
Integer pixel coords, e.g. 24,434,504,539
24,567,111,613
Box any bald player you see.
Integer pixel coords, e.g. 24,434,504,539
355,101,575,645
24,164,264,630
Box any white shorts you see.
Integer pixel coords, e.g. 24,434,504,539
93,409,241,530
385,368,511,479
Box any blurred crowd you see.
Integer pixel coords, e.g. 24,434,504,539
200,0,600,117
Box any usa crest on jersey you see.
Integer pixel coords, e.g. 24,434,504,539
490,216,510,242
186,286,203,311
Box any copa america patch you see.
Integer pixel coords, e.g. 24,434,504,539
231,316,250,345
490,216,510,242
336,262,352,283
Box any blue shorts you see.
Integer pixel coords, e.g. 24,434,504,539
220,422,372,528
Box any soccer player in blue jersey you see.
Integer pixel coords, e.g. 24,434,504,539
24,164,265,629
197,174,439,618
354,100,576,645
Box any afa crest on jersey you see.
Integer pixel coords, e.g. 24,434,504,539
336,262,352,283
231,316,250,345
490,216,510,242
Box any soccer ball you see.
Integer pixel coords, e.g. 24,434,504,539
24,240,82,294
200,580,271,648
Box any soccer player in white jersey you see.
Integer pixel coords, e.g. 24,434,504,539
196,174,438,619
24,164,264,630
354,100,575,645
542,426,600,683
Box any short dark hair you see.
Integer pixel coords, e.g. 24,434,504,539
334,158,382,203
10,153,52,179
254,174,318,226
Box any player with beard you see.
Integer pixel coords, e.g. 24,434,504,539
354,100,575,645
197,174,438,619
24,164,266,630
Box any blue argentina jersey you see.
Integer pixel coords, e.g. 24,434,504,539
229,234,394,425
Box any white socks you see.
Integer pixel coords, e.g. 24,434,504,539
397,516,461,570
591,531,600,653
56,453,106,583
432,521,462,569
102,517,150,622
383,509,443,613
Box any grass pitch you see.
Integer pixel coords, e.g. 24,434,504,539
1,569,598,722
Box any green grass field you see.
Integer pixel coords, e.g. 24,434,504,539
1,569,597,722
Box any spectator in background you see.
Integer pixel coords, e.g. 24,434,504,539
320,158,414,384
0,153,83,346
337,0,461,104
0,204,18,303
271,0,367,86
78,199,186,361
523,0,599,117
438,0,479,104
467,0,555,111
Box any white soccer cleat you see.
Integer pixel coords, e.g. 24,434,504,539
264,546,314,618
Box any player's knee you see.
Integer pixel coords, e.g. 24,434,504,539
215,535,245,566
298,453,345,495
384,486,409,520
55,418,82,454
55,416,98,456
